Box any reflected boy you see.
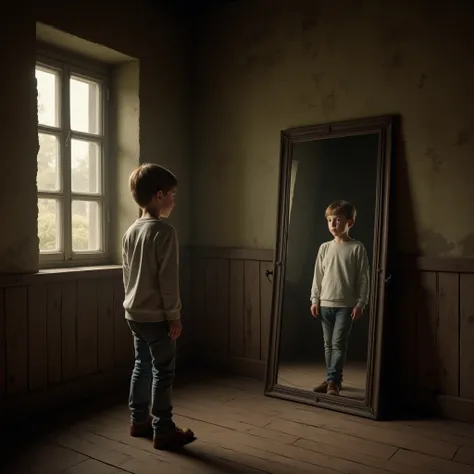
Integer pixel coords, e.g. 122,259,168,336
310,200,370,396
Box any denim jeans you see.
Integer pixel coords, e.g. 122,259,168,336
127,320,176,435
319,307,353,384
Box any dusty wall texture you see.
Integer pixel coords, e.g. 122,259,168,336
192,0,474,257
0,2,191,273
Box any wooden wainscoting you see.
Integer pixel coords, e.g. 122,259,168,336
190,248,474,424
389,256,474,424
0,255,193,423
190,247,274,379
0,267,129,422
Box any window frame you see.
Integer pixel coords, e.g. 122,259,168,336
36,45,111,268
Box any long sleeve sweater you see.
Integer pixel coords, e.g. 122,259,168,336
310,239,370,309
122,217,181,322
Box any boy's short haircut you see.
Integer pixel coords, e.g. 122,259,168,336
129,163,178,208
325,200,357,220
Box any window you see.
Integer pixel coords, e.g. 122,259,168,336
36,55,109,265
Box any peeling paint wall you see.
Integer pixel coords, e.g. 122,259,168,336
192,0,474,257
0,2,191,273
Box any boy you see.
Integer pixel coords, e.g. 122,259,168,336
310,200,369,396
122,163,196,450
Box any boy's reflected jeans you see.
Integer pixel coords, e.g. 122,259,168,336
127,320,176,435
319,307,353,384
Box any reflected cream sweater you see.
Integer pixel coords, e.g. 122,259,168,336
310,239,370,309
122,217,181,322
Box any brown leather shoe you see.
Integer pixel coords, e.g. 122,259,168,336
327,381,339,396
153,427,196,450
313,381,328,393
130,416,153,439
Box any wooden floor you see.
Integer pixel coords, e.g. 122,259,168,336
3,371,474,474
278,361,367,400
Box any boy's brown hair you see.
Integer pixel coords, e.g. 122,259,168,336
129,163,178,208
325,200,357,220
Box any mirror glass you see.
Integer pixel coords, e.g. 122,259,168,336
276,133,379,402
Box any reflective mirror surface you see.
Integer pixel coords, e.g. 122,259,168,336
265,116,393,419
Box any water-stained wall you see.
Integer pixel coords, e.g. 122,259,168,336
192,0,474,257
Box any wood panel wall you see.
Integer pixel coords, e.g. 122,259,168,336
388,257,474,424
0,256,192,423
191,248,274,378
2,249,473,424
0,268,130,421
191,249,474,424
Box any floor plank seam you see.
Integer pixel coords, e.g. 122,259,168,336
386,447,399,461
53,439,135,474
450,445,460,461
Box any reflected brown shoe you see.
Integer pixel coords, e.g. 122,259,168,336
327,381,339,396
130,416,153,439
313,381,328,393
153,427,196,451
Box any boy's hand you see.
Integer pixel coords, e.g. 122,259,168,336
310,304,319,318
352,306,363,321
168,318,183,340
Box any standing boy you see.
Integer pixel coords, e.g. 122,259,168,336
310,200,370,396
122,163,195,450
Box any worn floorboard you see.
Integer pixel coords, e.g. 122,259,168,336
2,371,474,473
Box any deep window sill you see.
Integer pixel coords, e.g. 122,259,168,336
0,265,123,288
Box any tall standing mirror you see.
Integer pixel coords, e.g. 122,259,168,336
264,116,392,419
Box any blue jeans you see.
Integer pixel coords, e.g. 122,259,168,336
320,307,353,384
127,320,176,435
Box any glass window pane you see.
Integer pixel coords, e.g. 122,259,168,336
70,76,101,135
71,139,101,194
38,198,61,252
37,133,60,192
72,200,101,252
36,66,59,127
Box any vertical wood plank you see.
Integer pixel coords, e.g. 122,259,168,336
229,259,244,357
460,273,474,399
204,260,216,354
0,288,5,396
5,287,28,395
61,281,77,381
180,255,192,322
177,255,192,359
203,259,230,356
438,273,459,396
216,259,230,356
97,279,115,371
77,279,98,376
192,258,207,353
417,272,438,392
244,260,261,360
28,284,48,391
47,283,62,385
260,261,273,361
396,271,418,389
113,279,132,366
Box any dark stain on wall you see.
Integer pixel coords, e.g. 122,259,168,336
425,148,442,173
385,51,403,76
244,49,285,74
457,130,470,146
420,229,455,256
456,122,474,146
312,72,325,89
321,89,337,116
417,73,427,89
459,233,474,256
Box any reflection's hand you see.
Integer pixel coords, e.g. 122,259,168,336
168,318,183,340
352,306,363,321
310,304,319,318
